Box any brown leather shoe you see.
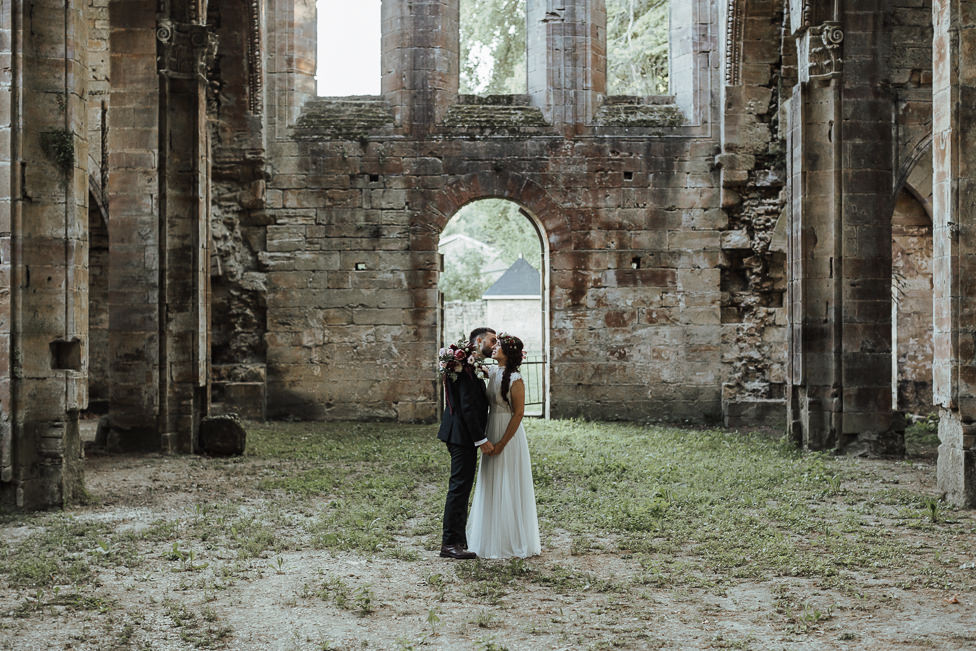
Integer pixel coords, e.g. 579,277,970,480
440,544,477,559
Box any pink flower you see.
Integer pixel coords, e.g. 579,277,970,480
439,348,447,356
454,350,466,360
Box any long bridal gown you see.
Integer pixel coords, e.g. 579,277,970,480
466,366,541,559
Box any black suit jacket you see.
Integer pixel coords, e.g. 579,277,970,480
437,368,489,446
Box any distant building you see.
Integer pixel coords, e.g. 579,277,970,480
482,257,543,357
437,233,508,281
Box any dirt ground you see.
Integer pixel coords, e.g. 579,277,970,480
1,426,975,650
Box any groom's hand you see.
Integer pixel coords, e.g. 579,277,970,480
479,441,495,455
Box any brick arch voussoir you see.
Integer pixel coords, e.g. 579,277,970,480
428,171,569,251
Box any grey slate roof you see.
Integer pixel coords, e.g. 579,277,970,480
483,257,541,297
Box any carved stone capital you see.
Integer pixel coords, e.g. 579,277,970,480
157,18,218,81
807,21,844,80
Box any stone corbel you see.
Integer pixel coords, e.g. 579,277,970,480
156,18,219,82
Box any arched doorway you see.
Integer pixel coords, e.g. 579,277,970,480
891,177,934,416
438,198,549,416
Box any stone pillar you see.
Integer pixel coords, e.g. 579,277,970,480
932,0,976,506
0,0,14,488
527,0,606,134
1,0,88,508
786,1,903,454
108,0,161,450
156,1,214,452
381,0,459,135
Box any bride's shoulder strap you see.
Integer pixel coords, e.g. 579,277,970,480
510,371,522,383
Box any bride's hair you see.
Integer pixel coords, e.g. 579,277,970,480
498,334,525,408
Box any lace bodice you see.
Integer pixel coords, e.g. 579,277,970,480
487,366,522,411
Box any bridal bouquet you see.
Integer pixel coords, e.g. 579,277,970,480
438,338,489,382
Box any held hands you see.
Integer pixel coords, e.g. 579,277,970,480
480,440,495,455
487,442,506,456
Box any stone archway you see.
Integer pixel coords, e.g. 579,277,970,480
891,184,934,416
437,197,550,417
426,171,564,420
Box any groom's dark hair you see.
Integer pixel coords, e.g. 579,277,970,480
469,327,496,345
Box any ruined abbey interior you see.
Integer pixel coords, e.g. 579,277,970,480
1,0,974,510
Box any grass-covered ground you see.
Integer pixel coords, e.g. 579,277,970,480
0,419,973,650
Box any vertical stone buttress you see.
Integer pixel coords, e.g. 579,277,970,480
528,0,606,134
108,0,161,450
0,0,14,489
381,0,459,135
787,0,903,454
1,0,88,508
156,0,214,452
933,0,976,506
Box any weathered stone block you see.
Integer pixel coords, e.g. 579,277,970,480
198,415,247,457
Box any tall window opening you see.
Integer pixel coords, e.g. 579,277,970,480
460,0,527,94
316,0,381,95
606,0,669,95
438,199,546,415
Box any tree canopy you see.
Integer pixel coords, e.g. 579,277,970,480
459,0,669,97
459,0,527,94
606,0,670,96
439,199,542,301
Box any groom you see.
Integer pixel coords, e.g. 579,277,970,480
438,326,497,559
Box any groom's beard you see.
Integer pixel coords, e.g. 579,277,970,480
481,344,493,357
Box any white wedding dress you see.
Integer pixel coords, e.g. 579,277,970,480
466,366,541,559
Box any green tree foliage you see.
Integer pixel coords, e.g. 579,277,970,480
440,249,494,301
606,0,670,95
459,0,527,94
459,0,668,97
439,199,543,301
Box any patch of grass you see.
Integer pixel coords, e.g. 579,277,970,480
905,417,939,457
0,516,120,588
163,599,232,648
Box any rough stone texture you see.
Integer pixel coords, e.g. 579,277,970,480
208,0,268,422
107,0,161,451
0,0,89,508
260,0,724,423
198,414,246,456
4,0,976,508
782,0,906,455
932,0,976,506
719,0,789,427
892,189,934,415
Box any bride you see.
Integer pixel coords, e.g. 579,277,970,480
466,333,541,559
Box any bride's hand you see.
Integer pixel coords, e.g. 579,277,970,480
491,443,505,456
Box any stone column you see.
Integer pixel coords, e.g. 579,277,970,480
0,0,14,488
527,0,606,134
786,1,902,454
932,0,976,506
1,0,88,508
108,0,161,450
381,0,459,135
156,1,214,452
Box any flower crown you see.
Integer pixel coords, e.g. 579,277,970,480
497,332,528,360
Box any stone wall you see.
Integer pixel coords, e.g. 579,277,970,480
443,300,487,345
254,0,728,424
718,0,789,427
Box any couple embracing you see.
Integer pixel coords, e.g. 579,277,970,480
437,327,540,560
